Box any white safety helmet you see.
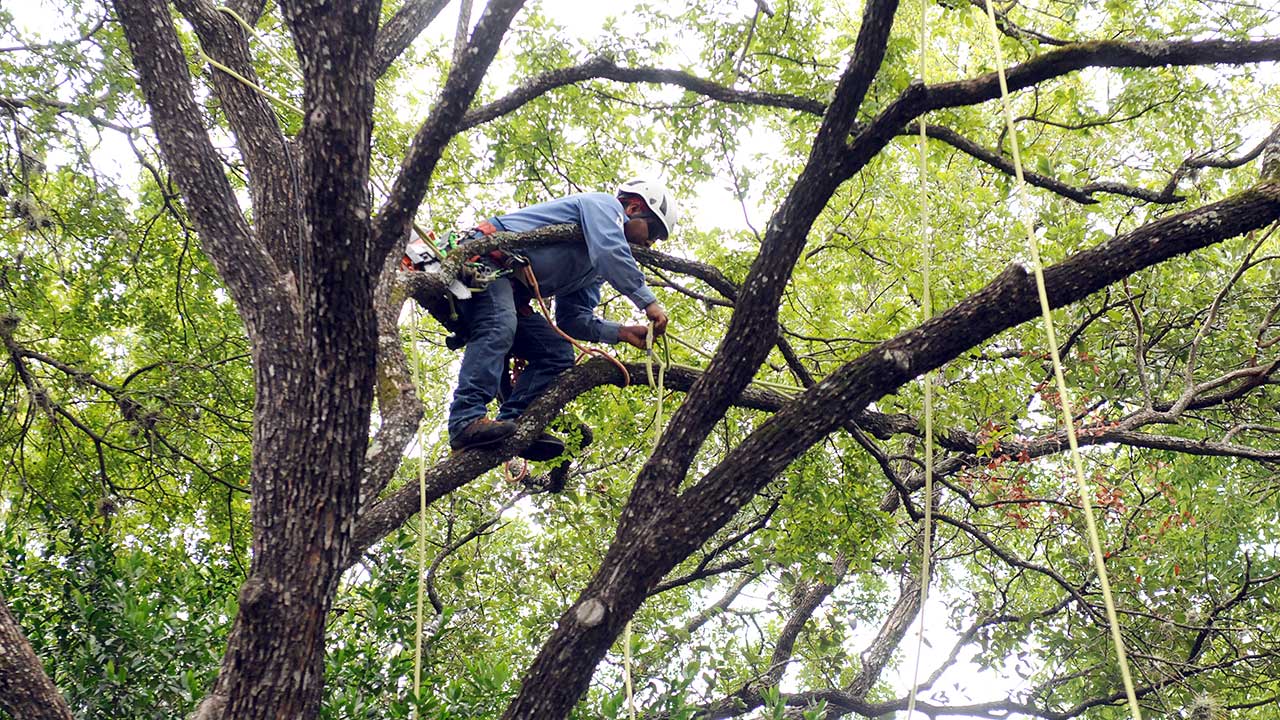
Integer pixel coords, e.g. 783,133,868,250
616,177,679,240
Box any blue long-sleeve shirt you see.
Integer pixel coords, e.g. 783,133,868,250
488,193,658,344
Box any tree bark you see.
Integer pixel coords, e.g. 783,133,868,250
0,596,73,720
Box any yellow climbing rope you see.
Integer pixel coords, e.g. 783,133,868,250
905,0,935,716
621,324,668,719
644,325,669,450
409,309,431,714
978,3,1143,718
623,620,637,720
611,324,817,712
202,8,304,116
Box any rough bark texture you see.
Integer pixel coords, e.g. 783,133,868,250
110,0,280,339
0,596,73,720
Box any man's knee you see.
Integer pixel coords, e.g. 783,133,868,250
548,339,575,371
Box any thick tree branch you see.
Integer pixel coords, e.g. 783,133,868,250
382,237,1277,565
348,355,623,563
924,38,1280,113
446,39,1280,219
110,0,285,340
438,40,1280,233
179,0,386,715
173,0,301,266
373,0,452,78
632,246,741,301
846,38,1280,183
850,565,926,698
281,0,381,304
457,56,825,132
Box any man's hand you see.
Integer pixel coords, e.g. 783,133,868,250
618,325,650,349
618,303,668,348
644,302,668,335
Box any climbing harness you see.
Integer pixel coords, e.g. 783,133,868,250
977,3,1143,718
402,220,634,387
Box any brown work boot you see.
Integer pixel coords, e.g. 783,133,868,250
450,418,517,452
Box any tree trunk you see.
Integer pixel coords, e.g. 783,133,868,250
0,595,73,720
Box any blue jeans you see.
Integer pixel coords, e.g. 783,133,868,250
447,277,575,440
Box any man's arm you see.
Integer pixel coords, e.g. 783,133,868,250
576,195,658,309
555,284,667,348
554,284,622,343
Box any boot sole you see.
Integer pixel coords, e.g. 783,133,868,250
518,437,566,462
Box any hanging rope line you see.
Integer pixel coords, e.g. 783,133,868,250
977,4,1143,719
621,323,669,719
905,0,935,716
644,325,669,449
521,267,631,386
195,45,303,116
200,8,303,116
409,309,431,716
623,620,637,720
609,323,675,718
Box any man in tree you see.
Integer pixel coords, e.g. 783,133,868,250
445,178,678,459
